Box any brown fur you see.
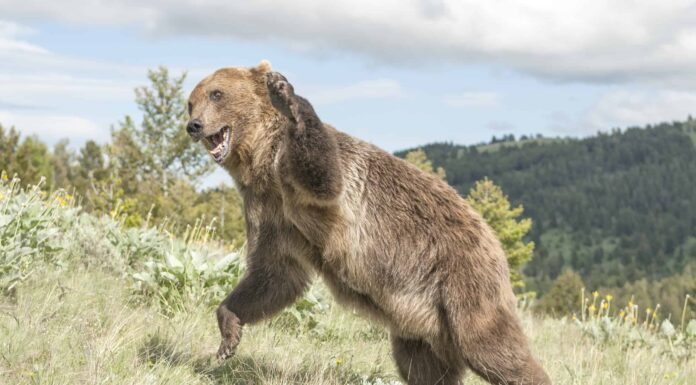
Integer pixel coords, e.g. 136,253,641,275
187,61,552,385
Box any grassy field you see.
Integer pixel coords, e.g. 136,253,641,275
1,268,694,385
1,181,695,385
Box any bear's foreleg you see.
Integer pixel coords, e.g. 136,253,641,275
216,252,310,359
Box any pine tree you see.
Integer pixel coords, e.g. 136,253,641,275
466,177,535,289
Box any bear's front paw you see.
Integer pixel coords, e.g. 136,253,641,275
216,326,242,360
266,72,296,119
217,338,239,360
216,306,243,361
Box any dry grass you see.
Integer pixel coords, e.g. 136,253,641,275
1,269,694,385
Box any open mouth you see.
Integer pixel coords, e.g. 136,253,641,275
206,126,231,163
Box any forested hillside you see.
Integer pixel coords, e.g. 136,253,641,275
397,120,696,297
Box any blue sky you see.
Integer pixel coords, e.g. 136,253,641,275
2,1,696,186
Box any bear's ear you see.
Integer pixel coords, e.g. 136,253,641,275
254,59,272,74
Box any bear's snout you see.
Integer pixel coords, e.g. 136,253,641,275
187,119,204,139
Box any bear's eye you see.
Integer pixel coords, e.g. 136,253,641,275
188,101,192,115
210,90,223,101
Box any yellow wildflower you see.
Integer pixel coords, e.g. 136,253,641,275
593,291,599,298
57,197,67,207
605,294,613,302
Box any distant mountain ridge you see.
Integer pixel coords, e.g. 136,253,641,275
396,119,696,293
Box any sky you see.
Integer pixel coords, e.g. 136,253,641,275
2,1,696,185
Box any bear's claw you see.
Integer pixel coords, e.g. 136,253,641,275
217,339,237,360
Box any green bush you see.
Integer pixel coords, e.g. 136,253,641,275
131,247,243,314
535,269,585,316
1,175,328,328
0,177,68,293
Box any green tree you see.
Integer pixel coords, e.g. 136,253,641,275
467,177,535,289
74,140,107,191
15,136,52,186
535,269,585,316
51,140,75,190
0,124,20,175
122,67,212,194
108,119,147,196
404,148,446,179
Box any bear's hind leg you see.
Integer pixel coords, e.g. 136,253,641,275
467,350,550,385
391,336,462,385
454,308,551,385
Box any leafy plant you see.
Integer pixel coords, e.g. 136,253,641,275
0,177,70,293
273,284,330,332
131,247,243,314
570,289,696,361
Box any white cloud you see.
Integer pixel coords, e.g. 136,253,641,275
0,20,146,145
0,20,35,37
0,20,48,54
550,90,696,134
0,19,144,79
0,111,107,144
2,1,696,85
306,79,404,105
443,92,499,107
0,74,136,106
588,90,696,129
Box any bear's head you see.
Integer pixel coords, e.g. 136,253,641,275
187,60,277,165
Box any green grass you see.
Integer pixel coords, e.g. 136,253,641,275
1,269,694,385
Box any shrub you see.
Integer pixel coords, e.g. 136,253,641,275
131,247,243,314
0,177,70,294
535,269,585,316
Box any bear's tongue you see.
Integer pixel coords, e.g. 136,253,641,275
210,130,224,147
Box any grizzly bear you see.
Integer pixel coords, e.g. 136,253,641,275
186,61,552,385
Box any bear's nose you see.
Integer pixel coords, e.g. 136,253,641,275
187,119,203,135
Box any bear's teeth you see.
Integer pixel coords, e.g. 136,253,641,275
208,127,230,161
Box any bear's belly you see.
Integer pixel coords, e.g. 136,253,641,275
318,250,442,341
